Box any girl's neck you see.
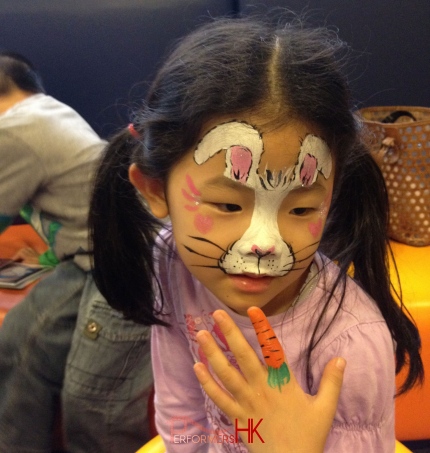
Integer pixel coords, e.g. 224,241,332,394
262,261,318,317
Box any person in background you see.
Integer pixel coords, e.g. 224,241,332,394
88,16,423,452
0,52,152,453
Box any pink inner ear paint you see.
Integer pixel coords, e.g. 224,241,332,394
230,146,252,183
308,217,323,238
194,213,213,234
300,154,317,186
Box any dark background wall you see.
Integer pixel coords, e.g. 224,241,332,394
1,0,428,138
0,0,237,137
241,0,430,111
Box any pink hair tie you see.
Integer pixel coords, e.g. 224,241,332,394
128,123,140,139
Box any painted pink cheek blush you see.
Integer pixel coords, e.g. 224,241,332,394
194,213,213,234
182,175,202,211
184,203,199,212
308,217,323,238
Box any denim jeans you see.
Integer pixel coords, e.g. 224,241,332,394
0,261,85,453
0,261,153,453
62,278,153,453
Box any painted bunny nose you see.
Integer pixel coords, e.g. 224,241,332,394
251,245,275,257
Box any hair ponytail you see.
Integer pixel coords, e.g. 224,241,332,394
89,129,167,326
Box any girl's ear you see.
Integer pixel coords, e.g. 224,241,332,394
129,163,169,219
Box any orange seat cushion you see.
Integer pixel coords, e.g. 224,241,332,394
390,241,430,441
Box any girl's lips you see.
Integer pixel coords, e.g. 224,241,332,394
228,273,274,293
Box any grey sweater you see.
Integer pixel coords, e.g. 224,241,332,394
0,94,106,270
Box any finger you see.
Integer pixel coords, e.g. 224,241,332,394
193,361,238,417
315,357,346,418
196,330,250,398
210,310,268,382
248,306,292,391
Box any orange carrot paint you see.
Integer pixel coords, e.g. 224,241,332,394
248,306,290,391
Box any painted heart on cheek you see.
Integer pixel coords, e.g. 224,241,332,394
308,217,323,238
194,213,214,234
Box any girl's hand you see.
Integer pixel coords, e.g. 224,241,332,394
193,308,346,453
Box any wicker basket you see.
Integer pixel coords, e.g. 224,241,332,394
359,106,430,246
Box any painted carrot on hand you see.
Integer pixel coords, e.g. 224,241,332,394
248,306,290,391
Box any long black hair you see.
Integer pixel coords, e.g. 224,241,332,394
89,16,423,394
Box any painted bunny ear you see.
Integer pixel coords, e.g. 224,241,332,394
194,120,263,166
296,134,332,185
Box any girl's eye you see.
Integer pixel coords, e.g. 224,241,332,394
216,203,242,213
290,207,312,216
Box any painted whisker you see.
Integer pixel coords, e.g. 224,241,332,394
188,236,226,252
293,250,319,265
283,266,308,272
183,245,220,260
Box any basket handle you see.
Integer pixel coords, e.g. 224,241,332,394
380,110,416,123
373,110,416,165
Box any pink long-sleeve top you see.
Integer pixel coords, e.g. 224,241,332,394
151,228,396,452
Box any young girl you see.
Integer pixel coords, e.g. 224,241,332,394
89,16,423,452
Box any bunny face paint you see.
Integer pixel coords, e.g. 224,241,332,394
167,119,333,315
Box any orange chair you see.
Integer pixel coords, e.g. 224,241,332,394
390,241,430,441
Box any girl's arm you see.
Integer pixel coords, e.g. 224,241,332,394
194,308,346,453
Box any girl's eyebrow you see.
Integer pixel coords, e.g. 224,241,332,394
203,175,254,192
289,181,326,194
204,175,327,194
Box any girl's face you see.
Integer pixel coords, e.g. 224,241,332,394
144,117,334,316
